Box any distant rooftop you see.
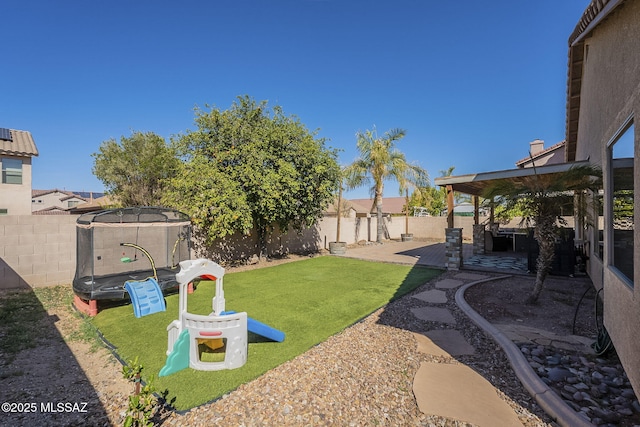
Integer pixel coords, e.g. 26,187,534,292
32,189,105,199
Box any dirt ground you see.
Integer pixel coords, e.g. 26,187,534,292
463,273,600,339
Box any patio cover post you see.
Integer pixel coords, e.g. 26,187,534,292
490,198,495,228
473,195,479,224
446,185,454,228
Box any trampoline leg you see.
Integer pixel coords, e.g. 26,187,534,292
74,295,98,316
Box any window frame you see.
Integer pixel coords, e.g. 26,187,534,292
606,116,635,287
1,157,23,185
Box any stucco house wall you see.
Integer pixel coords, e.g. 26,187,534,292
0,129,39,216
0,155,34,215
571,0,640,396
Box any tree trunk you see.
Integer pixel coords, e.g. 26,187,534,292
376,201,384,243
257,224,267,260
405,189,409,234
528,215,557,303
336,185,342,242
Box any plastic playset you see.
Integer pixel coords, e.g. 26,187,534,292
71,207,284,374
159,258,285,376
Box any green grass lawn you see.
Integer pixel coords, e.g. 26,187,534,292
91,256,441,410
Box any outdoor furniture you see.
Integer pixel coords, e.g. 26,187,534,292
485,230,509,252
497,228,530,252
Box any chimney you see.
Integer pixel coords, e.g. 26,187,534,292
529,139,544,155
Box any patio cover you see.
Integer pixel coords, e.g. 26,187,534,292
433,160,592,197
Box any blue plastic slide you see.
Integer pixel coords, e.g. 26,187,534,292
223,311,285,342
124,278,166,318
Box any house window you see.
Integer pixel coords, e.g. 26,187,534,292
608,120,634,284
1,158,23,184
67,200,79,208
0,209,7,215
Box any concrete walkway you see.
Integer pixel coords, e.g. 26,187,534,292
335,239,592,427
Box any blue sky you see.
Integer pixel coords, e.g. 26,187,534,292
3,0,588,199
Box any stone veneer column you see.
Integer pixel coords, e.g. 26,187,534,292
472,224,486,255
445,228,463,270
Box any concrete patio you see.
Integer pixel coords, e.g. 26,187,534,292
338,238,529,274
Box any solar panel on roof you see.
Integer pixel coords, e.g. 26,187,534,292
0,128,12,141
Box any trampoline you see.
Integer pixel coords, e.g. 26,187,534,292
72,206,191,315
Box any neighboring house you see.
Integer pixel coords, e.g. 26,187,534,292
515,140,566,168
31,189,106,214
348,197,408,215
31,189,87,213
0,128,38,215
565,0,640,397
324,201,358,218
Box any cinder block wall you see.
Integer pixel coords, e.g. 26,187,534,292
0,214,546,289
0,215,77,289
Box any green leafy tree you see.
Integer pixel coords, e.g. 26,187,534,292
492,199,525,223
92,131,179,206
408,167,456,216
484,165,601,303
344,127,428,243
161,156,253,245
407,186,433,214
171,95,340,257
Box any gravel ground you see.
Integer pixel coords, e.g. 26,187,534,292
6,255,634,426
153,269,553,427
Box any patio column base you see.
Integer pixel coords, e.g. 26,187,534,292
445,228,463,270
473,224,486,255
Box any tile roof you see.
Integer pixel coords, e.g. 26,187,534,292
568,0,621,46
32,189,76,198
32,189,102,200
0,129,39,157
32,206,71,215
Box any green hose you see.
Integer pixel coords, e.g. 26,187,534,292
591,288,613,356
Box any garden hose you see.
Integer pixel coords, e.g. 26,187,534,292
572,285,613,356
171,236,184,269
572,285,594,335
591,288,613,356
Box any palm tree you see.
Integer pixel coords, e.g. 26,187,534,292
344,127,428,243
483,164,601,303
